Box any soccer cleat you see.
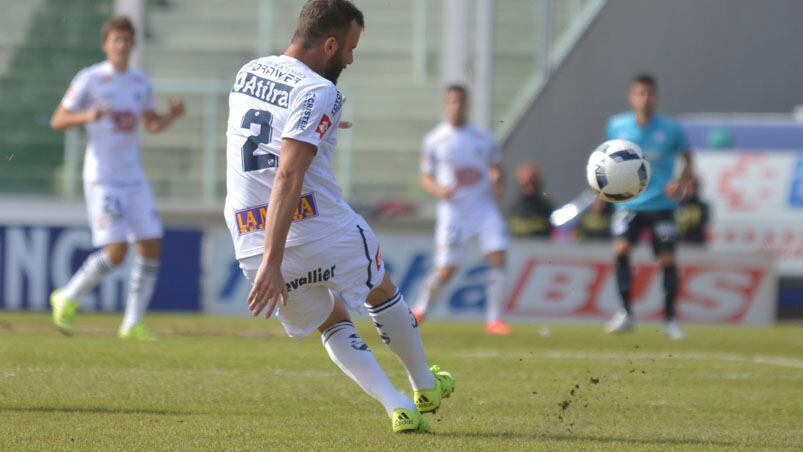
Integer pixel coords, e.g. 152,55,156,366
391,408,429,433
50,289,78,336
411,308,425,325
606,310,634,334
484,320,512,335
414,365,455,414
663,319,684,340
118,324,157,341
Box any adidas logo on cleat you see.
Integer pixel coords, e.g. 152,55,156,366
393,412,414,429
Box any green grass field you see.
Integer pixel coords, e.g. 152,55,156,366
1,313,801,451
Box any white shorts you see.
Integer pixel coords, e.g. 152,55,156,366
85,182,163,247
239,220,385,338
435,208,509,267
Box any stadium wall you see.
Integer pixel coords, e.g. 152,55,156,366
503,0,803,204
0,203,777,325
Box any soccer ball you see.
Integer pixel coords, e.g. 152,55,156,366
586,139,651,202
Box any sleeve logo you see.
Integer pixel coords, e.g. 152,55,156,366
316,114,332,138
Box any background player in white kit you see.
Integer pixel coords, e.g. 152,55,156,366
224,0,454,433
49,17,185,340
411,86,512,335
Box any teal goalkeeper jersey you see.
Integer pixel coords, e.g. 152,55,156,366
606,112,690,211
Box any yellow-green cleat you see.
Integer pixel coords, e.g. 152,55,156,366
414,365,455,414
50,289,78,336
391,408,429,433
118,324,157,341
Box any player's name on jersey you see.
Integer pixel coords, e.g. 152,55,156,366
235,193,319,235
244,61,306,84
232,72,291,109
286,265,336,293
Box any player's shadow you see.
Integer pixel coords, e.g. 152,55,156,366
1,406,206,416
438,431,747,448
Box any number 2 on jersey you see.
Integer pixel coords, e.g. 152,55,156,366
241,109,278,172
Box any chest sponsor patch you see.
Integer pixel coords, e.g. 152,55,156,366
235,192,319,235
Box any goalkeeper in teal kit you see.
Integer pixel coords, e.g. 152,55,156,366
605,73,695,340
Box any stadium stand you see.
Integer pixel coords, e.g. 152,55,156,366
0,0,111,195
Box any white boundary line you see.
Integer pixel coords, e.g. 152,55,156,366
453,350,803,369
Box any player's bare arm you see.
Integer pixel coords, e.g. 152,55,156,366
421,172,454,200
489,164,504,200
666,150,694,198
50,105,104,131
142,98,185,133
247,138,316,319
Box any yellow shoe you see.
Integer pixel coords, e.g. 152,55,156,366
391,408,429,433
50,289,78,336
414,365,456,414
118,324,157,341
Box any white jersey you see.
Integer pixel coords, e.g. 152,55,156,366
61,61,154,185
420,122,502,224
224,55,358,259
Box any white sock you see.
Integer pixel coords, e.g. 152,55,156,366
485,266,507,324
413,273,446,315
121,256,160,330
366,290,436,391
322,320,414,416
61,249,115,300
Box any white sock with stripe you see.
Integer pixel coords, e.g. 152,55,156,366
61,249,115,300
413,273,446,315
485,266,507,324
121,256,160,331
322,320,414,416
366,290,436,391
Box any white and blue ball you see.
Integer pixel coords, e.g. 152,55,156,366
585,139,651,203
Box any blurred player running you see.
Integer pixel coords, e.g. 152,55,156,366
224,0,454,433
411,86,511,335
605,73,694,340
49,16,184,340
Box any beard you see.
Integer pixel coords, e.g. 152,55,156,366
321,48,346,84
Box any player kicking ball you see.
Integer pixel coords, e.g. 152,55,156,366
411,86,512,335
49,16,185,340
605,73,694,340
224,0,454,433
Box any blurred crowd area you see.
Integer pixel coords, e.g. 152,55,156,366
505,162,710,245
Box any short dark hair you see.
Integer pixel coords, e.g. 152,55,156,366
445,84,468,97
631,72,658,89
101,16,136,43
292,0,364,49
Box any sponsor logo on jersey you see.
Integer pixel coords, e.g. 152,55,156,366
110,111,137,132
316,114,332,138
234,193,319,235
285,265,336,292
231,72,291,109
454,167,482,187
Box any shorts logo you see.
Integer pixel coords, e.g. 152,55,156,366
235,193,318,235
286,265,336,292
316,114,332,138
374,247,382,271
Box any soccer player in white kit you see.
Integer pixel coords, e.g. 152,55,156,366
224,0,454,433
411,86,512,335
49,16,185,340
